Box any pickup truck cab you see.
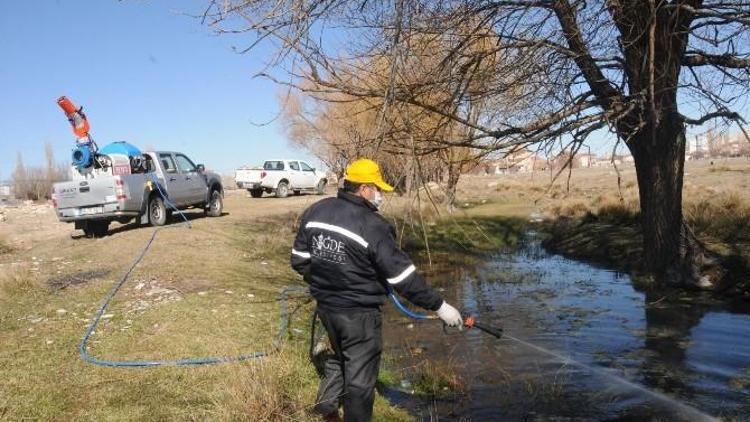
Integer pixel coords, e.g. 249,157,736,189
52,151,224,237
235,159,327,198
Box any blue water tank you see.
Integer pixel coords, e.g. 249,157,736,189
99,141,142,158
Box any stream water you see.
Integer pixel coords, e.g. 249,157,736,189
383,232,750,421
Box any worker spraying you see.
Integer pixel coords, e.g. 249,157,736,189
290,159,463,422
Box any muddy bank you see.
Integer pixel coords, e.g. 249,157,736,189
542,216,750,299
398,216,528,267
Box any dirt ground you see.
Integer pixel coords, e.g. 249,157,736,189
0,188,322,252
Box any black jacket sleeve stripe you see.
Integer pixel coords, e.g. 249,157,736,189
372,226,443,311
291,210,312,278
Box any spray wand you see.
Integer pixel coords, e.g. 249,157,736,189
463,315,503,338
388,291,502,339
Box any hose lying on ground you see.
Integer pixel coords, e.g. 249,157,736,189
79,178,310,367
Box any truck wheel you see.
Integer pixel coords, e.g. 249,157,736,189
206,190,223,217
249,189,263,198
276,181,289,198
316,179,327,195
149,196,168,226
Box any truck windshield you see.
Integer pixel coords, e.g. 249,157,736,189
263,161,284,170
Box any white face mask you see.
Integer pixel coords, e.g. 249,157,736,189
370,189,384,209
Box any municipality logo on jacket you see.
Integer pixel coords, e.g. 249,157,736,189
312,233,347,264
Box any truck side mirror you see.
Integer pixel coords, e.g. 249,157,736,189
197,164,205,172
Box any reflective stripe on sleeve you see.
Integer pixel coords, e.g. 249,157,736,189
387,264,416,285
305,221,369,248
291,249,311,259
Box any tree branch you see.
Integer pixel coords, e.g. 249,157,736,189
681,109,747,125
552,0,623,110
683,52,750,68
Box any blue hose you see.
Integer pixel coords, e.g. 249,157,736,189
148,173,190,226
79,176,432,367
79,174,308,368
388,291,432,320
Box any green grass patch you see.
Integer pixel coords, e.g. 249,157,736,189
411,361,465,397
396,216,527,266
377,366,400,388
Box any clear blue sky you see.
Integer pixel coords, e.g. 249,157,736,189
1,2,746,182
0,0,317,181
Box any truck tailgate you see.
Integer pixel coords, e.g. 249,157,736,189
54,178,117,210
235,169,262,187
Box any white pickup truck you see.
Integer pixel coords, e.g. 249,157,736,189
235,159,327,198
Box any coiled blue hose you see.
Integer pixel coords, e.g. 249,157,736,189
79,176,432,367
79,175,309,367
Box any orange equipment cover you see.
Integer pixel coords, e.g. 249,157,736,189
57,96,90,138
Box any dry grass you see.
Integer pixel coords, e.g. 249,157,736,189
0,193,413,421
686,190,750,243
0,235,12,255
0,265,41,300
208,348,320,420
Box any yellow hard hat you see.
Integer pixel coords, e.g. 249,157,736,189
344,158,394,192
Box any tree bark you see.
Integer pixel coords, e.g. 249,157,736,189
444,161,461,212
628,118,722,288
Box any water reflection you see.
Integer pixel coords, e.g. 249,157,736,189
641,292,706,397
383,235,750,420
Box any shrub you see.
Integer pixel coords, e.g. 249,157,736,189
549,199,590,218
412,360,466,397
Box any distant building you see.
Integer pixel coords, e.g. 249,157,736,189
467,149,547,175
576,153,597,168
511,151,545,173
590,154,634,167
689,130,750,159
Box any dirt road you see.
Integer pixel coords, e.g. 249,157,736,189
0,189,328,261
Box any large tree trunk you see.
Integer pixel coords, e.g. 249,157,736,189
628,118,722,288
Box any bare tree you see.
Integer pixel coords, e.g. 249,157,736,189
201,0,750,288
11,146,67,201
11,151,27,200
45,143,56,181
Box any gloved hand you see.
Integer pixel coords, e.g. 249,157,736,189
436,301,463,329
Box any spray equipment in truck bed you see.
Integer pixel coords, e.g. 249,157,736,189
99,142,150,174
57,96,150,176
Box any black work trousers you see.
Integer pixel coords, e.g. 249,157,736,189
314,307,383,422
